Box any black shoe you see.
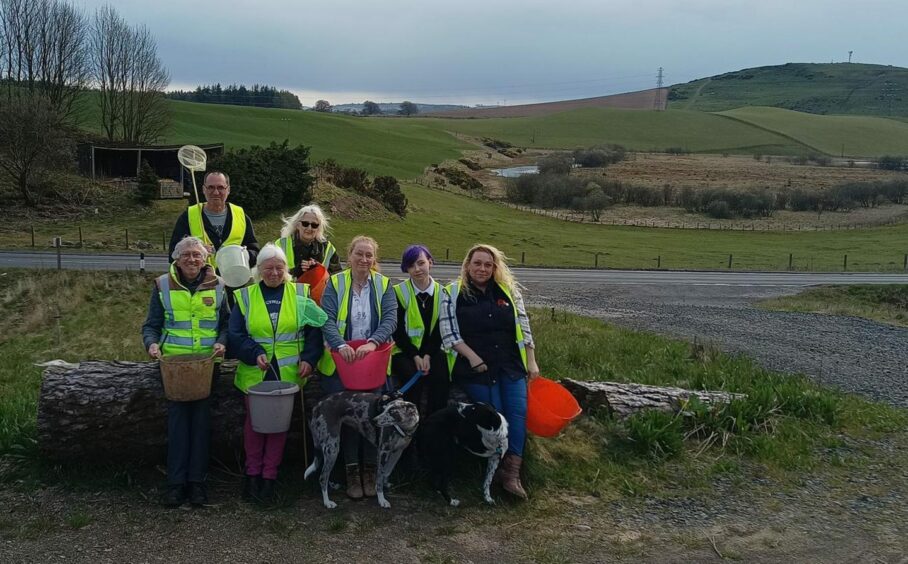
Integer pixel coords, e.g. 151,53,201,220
242,474,262,502
258,478,276,505
161,484,187,507
188,482,208,506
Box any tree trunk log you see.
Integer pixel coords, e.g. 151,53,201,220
36,361,745,462
560,378,745,419
37,360,311,463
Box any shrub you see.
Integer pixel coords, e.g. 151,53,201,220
878,155,905,171
706,199,732,219
538,154,573,175
135,160,159,206
436,167,483,191
458,158,482,171
209,140,313,218
369,176,408,217
571,144,626,168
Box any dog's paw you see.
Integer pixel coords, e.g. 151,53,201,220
378,497,391,509
449,498,461,507
483,495,496,505
324,500,338,509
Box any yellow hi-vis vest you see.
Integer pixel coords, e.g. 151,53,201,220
444,280,528,376
157,264,224,356
316,270,390,376
275,237,336,271
233,282,310,393
392,279,440,355
187,203,247,267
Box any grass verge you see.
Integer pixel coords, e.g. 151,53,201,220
759,284,908,327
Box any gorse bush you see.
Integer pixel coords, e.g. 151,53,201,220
209,140,313,219
318,159,408,217
571,144,627,168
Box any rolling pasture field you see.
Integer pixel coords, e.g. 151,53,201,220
6,181,908,272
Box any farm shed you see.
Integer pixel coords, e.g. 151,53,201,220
77,143,225,182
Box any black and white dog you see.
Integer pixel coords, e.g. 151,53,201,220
418,402,508,507
305,392,419,509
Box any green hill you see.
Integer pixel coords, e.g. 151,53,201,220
719,107,908,157
668,63,908,116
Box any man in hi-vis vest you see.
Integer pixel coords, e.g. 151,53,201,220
168,171,260,269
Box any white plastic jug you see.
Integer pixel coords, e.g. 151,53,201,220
216,245,251,287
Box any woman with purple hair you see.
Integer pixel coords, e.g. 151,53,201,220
391,244,449,416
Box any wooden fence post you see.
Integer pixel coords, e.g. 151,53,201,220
728,254,733,269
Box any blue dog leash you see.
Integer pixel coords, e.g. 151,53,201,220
396,370,424,396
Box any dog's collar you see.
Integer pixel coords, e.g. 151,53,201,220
392,423,407,437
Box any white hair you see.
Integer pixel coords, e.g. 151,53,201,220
280,204,330,242
171,236,208,261
254,243,292,283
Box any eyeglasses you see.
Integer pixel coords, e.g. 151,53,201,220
299,221,320,229
204,185,228,192
180,251,205,260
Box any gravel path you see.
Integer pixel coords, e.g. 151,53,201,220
525,282,908,407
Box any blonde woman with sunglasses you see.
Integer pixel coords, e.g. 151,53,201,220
276,204,342,278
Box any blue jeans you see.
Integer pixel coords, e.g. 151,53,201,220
463,369,527,457
166,397,211,485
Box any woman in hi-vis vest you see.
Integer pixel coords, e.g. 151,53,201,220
319,235,397,501
391,244,448,417
439,244,540,500
228,244,324,505
275,204,342,279
142,236,229,508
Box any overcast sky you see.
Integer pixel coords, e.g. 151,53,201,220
72,0,907,107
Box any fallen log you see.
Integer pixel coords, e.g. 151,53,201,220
37,361,745,462
560,378,745,419
37,360,312,463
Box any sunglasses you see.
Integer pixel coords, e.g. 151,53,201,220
299,221,320,229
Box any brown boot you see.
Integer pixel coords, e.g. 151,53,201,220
499,453,528,500
362,464,377,497
345,464,363,500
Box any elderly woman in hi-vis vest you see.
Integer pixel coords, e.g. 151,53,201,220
228,243,324,505
142,236,229,508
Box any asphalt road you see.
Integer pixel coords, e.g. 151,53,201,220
2,250,907,286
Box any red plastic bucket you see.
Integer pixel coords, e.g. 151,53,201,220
298,264,329,304
526,377,582,437
330,339,392,391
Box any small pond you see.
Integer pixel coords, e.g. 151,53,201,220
491,165,539,178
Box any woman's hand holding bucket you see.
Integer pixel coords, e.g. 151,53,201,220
354,341,376,360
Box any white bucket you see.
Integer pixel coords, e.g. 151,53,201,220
216,245,251,287
248,381,299,434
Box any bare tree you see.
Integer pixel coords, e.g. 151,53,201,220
0,0,89,123
0,96,75,206
91,5,169,144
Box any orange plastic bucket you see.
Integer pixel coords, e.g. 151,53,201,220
330,339,392,391
298,263,329,304
526,377,582,437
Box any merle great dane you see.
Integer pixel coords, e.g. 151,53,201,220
305,391,419,509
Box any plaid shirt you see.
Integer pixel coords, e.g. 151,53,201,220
439,280,534,351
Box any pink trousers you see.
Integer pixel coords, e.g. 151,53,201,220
243,396,288,480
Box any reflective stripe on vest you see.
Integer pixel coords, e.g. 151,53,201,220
233,282,310,393
317,270,390,376
187,203,247,267
392,279,440,355
444,280,527,377
157,265,224,357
